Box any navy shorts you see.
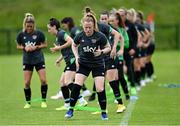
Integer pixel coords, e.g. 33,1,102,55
135,48,147,58
63,62,76,72
116,59,124,76
23,62,45,71
105,58,118,71
77,63,105,78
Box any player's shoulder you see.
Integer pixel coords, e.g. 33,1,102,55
98,22,110,29
17,30,25,37
75,31,84,38
71,26,79,32
58,29,66,34
57,29,67,38
95,31,107,38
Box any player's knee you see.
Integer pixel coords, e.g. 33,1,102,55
40,79,47,85
60,76,65,84
64,80,73,86
24,81,30,88
96,87,104,92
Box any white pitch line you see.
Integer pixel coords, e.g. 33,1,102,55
119,100,137,126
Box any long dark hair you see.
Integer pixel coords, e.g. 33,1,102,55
61,17,75,31
137,10,144,24
115,12,125,28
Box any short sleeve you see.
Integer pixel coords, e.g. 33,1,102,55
56,31,66,44
75,29,81,35
103,23,111,36
100,33,108,47
73,33,81,45
64,33,69,41
71,27,81,39
38,31,46,43
16,32,23,45
109,26,113,34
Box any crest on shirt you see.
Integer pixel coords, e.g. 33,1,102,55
32,35,37,40
81,39,85,43
125,26,129,31
91,39,97,43
23,36,26,39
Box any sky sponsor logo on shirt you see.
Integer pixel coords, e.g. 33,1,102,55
83,46,96,53
25,41,36,47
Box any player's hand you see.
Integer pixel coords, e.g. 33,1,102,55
55,59,61,67
30,45,38,51
94,47,102,57
110,48,116,59
25,45,33,52
129,49,135,56
50,44,60,53
117,49,123,57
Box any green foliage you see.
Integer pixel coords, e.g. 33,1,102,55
0,0,180,28
0,0,180,54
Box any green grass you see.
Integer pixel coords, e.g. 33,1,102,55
0,51,180,125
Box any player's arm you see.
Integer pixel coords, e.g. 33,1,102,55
143,39,150,48
36,41,47,49
71,42,79,60
50,34,73,53
111,28,121,51
55,55,64,67
17,43,35,52
56,55,63,62
117,32,125,57
16,43,24,50
60,35,73,50
101,41,111,54
94,41,111,57
142,29,151,43
110,28,121,58
72,40,79,69
16,33,25,50
137,30,143,48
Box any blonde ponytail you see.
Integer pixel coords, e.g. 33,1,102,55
82,7,98,32
23,13,36,32
83,6,96,16
127,8,137,23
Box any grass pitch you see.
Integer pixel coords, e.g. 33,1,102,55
0,51,180,125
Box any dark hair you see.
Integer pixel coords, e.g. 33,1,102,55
137,11,144,24
100,10,109,17
115,12,125,28
49,18,60,30
83,6,96,16
61,17,75,31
